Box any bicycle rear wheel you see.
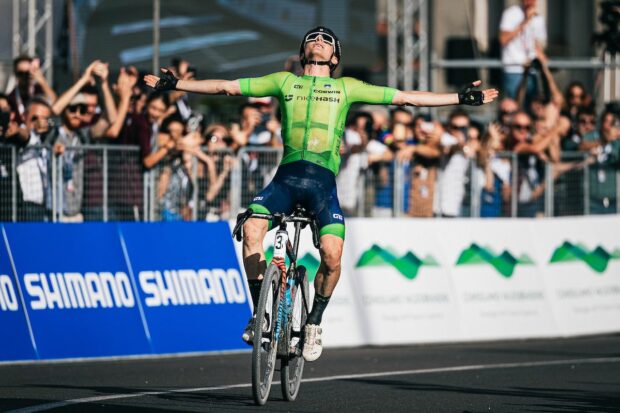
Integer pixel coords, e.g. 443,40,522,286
252,264,281,405
281,265,309,401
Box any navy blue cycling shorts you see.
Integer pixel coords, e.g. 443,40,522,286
248,160,345,239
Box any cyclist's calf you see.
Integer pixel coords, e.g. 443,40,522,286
319,235,343,274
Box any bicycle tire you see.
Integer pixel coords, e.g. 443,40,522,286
251,263,281,406
281,266,309,401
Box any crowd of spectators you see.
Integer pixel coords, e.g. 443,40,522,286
0,2,618,222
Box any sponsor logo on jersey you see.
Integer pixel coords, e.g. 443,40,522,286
0,274,19,311
325,84,332,88
253,196,264,201
294,84,303,89
332,213,343,221
285,95,293,102
296,96,340,103
24,272,135,310
139,268,247,307
314,89,341,95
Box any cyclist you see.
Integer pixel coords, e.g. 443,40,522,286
145,26,498,362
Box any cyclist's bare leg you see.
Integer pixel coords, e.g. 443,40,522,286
242,218,269,281
313,234,344,297
303,234,343,360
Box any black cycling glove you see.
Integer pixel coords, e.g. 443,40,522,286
154,70,178,91
458,83,484,106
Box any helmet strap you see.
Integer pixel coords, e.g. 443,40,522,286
302,59,331,66
301,52,337,72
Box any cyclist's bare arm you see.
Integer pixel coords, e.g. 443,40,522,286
144,70,242,96
176,78,242,96
392,80,498,107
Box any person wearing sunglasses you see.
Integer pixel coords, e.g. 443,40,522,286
43,60,119,222
144,26,498,362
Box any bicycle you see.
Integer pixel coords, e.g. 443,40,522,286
233,205,321,405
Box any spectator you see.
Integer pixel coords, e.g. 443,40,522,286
7,55,56,124
562,107,596,152
14,98,54,221
47,61,116,222
234,102,282,206
168,58,197,121
497,97,519,137
506,111,546,217
474,122,512,217
498,0,546,104
398,114,442,217
337,112,372,216
436,109,477,217
156,115,198,221
583,109,620,214
201,123,234,220
1,93,32,221
562,81,592,127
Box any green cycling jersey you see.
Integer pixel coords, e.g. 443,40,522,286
239,72,397,175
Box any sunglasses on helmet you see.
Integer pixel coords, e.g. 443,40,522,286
304,32,335,46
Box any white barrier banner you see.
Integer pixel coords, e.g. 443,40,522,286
435,219,558,340
344,220,461,344
530,216,620,336
231,215,620,347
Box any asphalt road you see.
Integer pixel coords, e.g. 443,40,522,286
1,334,620,412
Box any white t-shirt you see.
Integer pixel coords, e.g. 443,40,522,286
500,5,546,74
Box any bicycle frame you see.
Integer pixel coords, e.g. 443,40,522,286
233,207,319,353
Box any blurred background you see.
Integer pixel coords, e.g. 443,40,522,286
0,0,619,223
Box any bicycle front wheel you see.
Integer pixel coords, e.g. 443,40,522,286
281,265,309,401
252,263,281,406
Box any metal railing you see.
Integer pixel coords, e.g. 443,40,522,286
0,145,617,222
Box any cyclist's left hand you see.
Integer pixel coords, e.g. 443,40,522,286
459,80,499,106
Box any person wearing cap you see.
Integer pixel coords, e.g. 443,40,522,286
145,26,499,361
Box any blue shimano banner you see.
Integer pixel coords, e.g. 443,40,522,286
119,222,251,354
4,223,151,360
0,225,37,361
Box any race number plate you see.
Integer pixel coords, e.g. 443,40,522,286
273,230,288,259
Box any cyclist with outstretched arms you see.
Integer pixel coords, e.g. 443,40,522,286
145,27,498,362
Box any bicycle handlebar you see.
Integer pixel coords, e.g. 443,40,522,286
232,208,321,250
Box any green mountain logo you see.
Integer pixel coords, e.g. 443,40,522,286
264,246,320,282
355,245,439,280
455,243,535,278
550,241,620,273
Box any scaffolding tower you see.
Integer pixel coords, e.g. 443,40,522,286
386,0,429,92
12,0,54,84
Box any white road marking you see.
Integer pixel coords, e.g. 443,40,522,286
8,356,620,413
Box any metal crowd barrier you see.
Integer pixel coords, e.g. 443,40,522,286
0,145,617,221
